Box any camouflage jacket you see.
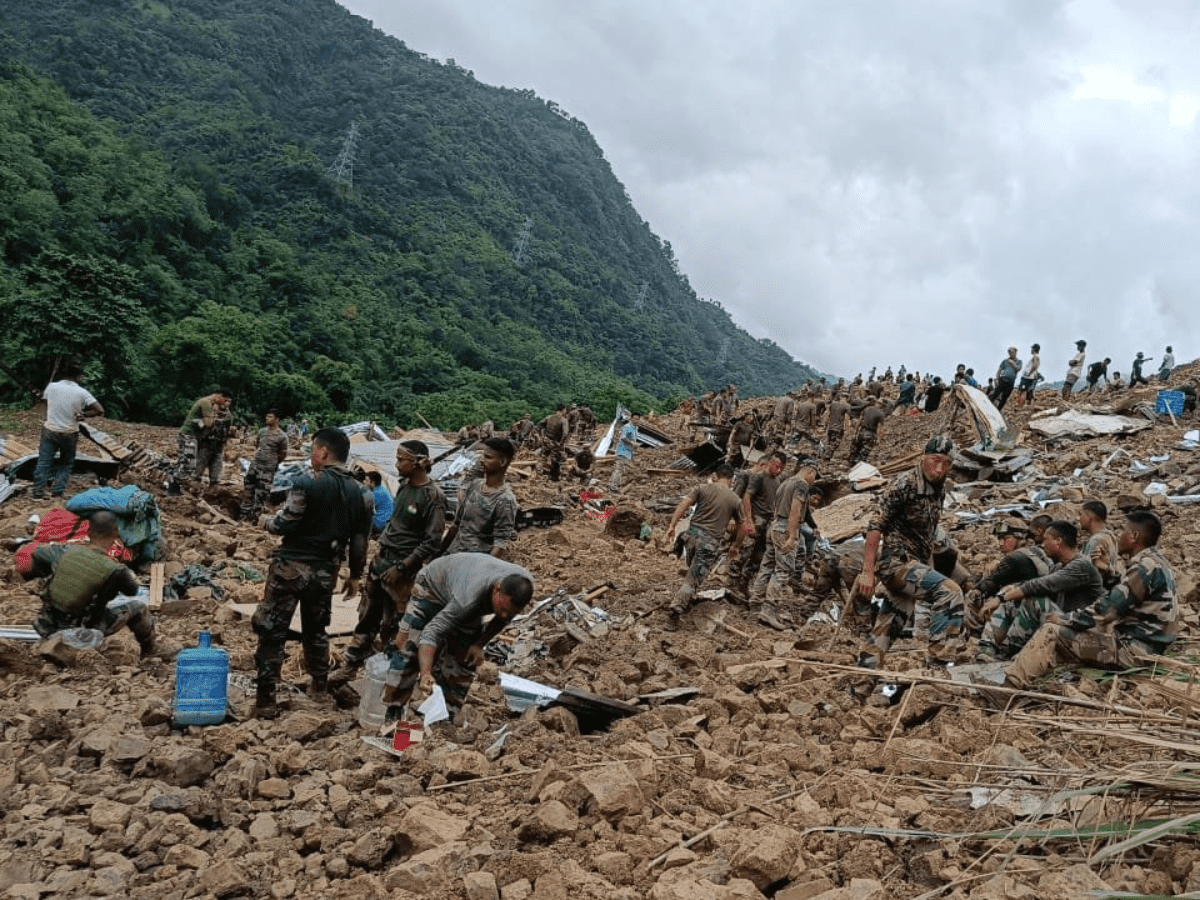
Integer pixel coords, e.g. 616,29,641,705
1083,528,1125,589
1065,547,1178,649
870,463,944,573
975,545,1052,597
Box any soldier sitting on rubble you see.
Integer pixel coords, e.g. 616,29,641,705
963,520,1052,638
1000,511,1177,691
24,511,177,660
977,520,1105,661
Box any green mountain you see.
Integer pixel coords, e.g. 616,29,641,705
0,0,818,429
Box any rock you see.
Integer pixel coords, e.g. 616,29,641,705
280,712,337,742
195,859,250,898
107,734,152,765
328,783,353,823
248,813,280,840
163,844,211,869
694,748,733,780
804,878,882,899
384,841,468,893
399,802,470,852
133,744,215,787
257,778,292,800
442,749,490,781
777,877,836,900
516,800,578,843
464,870,500,900
650,870,767,900
573,764,645,820
501,878,533,900
729,823,803,890
24,684,81,712
593,851,635,886
347,827,395,869
89,798,133,830
137,697,172,727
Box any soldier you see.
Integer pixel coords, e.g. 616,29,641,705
978,520,1105,660
332,440,446,682
854,435,966,668
196,393,233,486
725,412,755,468
665,464,743,628
963,520,1051,637
749,458,820,630
771,394,795,443
1002,511,1177,689
849,399,890,465
253,428,373,717
824,396,850,460
444,437,518,559
541,404,569,478
171,388,232,493
512,413,534,446
1079,500,1124,589
241,409,290,521
727,451,786,600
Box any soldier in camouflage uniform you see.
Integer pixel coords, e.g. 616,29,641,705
241,409,291,520
331,440,446,681
253,428,373,717
749,458,820,630
964,520,1052,637
1004,511,1177,689
664,464,743,627
195,396,233,485
980,520,1105,660
444,437,518,559
393,553,535,722
1079,500,1124,590
727,451,786,600
824,397,850,460
854,435,966,668
171,388,231,492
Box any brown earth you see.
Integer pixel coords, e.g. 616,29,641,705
2,371,1200,900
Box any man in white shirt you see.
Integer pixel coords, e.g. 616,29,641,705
32,361,104,501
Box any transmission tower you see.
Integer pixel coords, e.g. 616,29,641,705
328,121,360,189
511,217,533,266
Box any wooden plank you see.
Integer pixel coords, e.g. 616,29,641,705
198,499,238,527
148,562,165,611
227,592,360,636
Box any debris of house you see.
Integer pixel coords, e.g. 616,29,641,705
1027,408,1154,438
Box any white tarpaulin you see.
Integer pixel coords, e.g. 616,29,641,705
953,383,1008,444
1027,410,1153,439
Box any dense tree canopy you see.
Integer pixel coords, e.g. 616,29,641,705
0,1,820,428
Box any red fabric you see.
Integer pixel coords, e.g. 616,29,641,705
15,508,132,574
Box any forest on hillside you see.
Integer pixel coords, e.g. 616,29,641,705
0,0,819,429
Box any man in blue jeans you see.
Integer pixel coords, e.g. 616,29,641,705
33,361,105,500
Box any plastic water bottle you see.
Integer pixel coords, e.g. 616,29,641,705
358,653,390,729
173,632,229,726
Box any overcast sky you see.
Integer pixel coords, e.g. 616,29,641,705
339,0,1198,383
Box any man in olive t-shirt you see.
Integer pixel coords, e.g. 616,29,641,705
665,464,743,627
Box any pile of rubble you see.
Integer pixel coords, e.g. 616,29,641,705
2,372,1200,900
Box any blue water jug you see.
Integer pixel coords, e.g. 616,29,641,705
173,631,229,726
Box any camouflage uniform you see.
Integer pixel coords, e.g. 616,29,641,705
240,427,291,519
727,468,779,596
196,406,232,484
671,482,743,614
1083,529,1124,590
253,463,372,705
981,556,1105,659
749,475,815,609
965,544,1051,636
446,477,518,557
1006,546,1178,688
862,463,965,667
28,544,156,650
174,396,217,486
383,554,534,722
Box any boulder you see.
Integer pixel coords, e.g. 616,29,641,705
399,802,470,852
572,764,645,820
729,824,803,890
516,800,578,843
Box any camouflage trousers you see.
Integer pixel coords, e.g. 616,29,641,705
253,557,336,693
849,430,877,465
607,457,631,494
824,427,844,459
34,595,155,649
195,441,224,484
861,559,965,668
381,582,480,722
342,552,416,667
240,462,279,520
673,529,722,612
978,596,1062,660
173,433,198,484
727,517,768,595
1005,622,1156,689
750,522,800,608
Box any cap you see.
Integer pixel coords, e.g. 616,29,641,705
924,435,954,456
992,519,1028,537
1076,339,1087,349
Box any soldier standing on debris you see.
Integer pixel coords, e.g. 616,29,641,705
196,393,233,487
171,388,232,493
1079,500,1124,589
665,463,744,628
749,458,821,631
444,437,518,559
240,409,290,521
725,412,755,468
771,394,795,444
1063,340,1086,399
541,404,569,477
1001,511,1177,689
727,451,786,600
24,511,177,660
332,440,446,683
398,553,535,722
849,399,890,465
253,428,373,717
977,520,1104,660
607,413,640,495
824,396,850,460
854,435,966,669
32,360,105,501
